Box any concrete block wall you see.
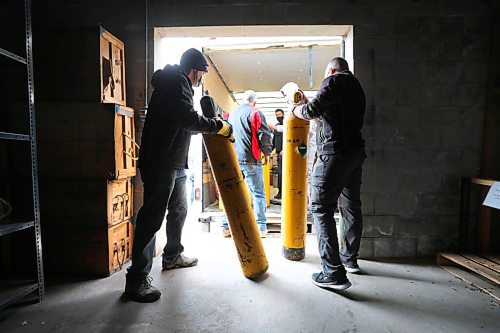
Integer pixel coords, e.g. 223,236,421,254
350,4,493,258
19,0,499,258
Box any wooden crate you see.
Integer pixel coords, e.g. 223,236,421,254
34,26,126,104
114,105,137,179
107,178,134,226
40,179,107,226
37,102,136,180
100,28,126,105
40,178,133,228
43,220,133,277
108,220,133,275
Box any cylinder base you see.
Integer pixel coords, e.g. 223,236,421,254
244,264,269,279
282,246,305,261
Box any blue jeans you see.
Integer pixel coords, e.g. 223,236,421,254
126,167,187,282
222,163,267,232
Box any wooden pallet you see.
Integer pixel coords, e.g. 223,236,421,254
437,253,500,300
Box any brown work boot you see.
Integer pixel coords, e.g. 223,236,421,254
162,254,198,270
222,228,231,238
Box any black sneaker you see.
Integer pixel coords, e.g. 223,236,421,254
344,262,361,274
124,276,161,303
311,272,352,290
270,198,282,205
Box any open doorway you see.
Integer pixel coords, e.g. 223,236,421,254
154,25,353,234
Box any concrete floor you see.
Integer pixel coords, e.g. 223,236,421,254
1,220,499,333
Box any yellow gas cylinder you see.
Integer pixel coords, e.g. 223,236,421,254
281,112,309,261
201,95,268,278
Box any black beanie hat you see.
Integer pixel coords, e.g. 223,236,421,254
180,48,209,72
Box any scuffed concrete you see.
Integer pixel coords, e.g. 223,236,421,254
1,221,498,332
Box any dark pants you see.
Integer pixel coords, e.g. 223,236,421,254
126,167,187,281
310,149,366,277
276,153,283,194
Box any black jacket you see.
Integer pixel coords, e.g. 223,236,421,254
298,71,365,154
273,119,283,154
139,64,221,169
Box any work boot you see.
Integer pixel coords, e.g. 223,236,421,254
124,276,161,303
162,253,198,270
222,228,231,238
311,272,351,291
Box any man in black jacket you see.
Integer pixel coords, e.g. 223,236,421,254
291,57,366,291
125,48,233,303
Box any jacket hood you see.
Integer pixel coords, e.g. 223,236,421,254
151,64,183,89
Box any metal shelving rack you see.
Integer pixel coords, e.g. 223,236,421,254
0,0,44,309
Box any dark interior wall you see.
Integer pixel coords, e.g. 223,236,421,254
2,0,498,258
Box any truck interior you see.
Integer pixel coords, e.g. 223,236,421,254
154,25,352,234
